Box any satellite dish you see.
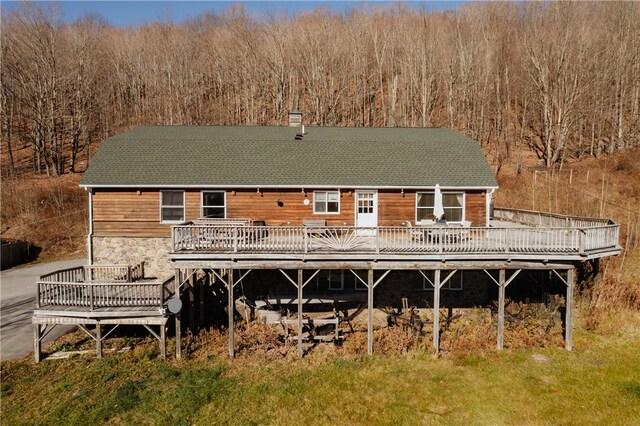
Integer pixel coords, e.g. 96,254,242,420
167,298,182,314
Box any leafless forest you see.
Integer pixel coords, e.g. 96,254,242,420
1,1,639,176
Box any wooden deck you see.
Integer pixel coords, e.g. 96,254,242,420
34,267,175,317
170,208,620,262
32,266,175,362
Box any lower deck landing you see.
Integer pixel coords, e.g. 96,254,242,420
33,306,165,320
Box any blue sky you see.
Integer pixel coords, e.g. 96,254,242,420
2,1,466,26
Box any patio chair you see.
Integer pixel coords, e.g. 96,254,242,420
404,221,425,242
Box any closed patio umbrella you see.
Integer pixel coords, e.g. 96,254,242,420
433,184,445,221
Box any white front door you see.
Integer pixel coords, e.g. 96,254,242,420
355,191,378,234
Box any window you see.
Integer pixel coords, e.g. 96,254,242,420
315,270,368,291
201,191,226,218
422,271,463,291
313,191,340,214
353,270,368,291
416,192,464,223
317,270,344,290
160,190,185,223
357,193,375,214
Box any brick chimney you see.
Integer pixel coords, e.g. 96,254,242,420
288,109,302,127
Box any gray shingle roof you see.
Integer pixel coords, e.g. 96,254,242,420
81,126,497,188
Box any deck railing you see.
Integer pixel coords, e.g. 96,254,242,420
171,217,620,258
493,207,613,228
83,262,145,282
40,266,86,283
36,275,174,310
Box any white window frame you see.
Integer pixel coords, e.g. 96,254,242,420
313,190,341,215
422,271,463,291
160,190,185,224
415,191,465,224
200,191,226,219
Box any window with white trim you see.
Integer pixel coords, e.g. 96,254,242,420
313,191,340,214
416,192,464,223
201,191,226,218
422,270,463,291
160,190,185,223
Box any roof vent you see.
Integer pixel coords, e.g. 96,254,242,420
295,125,304,141
288,109,302,127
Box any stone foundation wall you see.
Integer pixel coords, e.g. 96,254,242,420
92,236,172,278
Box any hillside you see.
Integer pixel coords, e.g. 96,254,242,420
1,174,87,261
2,139,639,426
2,2,639,178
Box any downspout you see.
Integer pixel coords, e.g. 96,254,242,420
86,188,93,265
486,188,495,227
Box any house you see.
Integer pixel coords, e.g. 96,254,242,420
32,112,621,361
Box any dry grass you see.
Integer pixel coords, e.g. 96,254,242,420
495,149,640,328
2,319,639,425
175,303,566,361
1,174,87,261
439,308,497,354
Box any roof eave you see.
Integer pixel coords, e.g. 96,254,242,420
80,183,499,191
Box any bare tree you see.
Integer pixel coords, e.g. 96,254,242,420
2,1,639,175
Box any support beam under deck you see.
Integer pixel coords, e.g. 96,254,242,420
96,323,103,359
34,325,41,363
566,268,575,351
367,269,374,355
298,269,304,359
497,269,506,350
228,269,235,358
188,272,195,332
433,269,441,354
160,322,167,359
174,268,182,360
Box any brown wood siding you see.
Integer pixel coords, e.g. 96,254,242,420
465,192,487,227
93,190,159,221
378,192,414,226
94,189,199,237
185,191,201,219
94,220,170,237
227,190,355,226
92,188,488,237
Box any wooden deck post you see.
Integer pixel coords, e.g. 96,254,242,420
174,268,182,360
189,271,195,332
96,323,102,359
367,269,374,355
199,278,206,327
498,269,506,350
160,323,167,360
565,268,575,351
297,270,304,358
34,325,41,363
433,269,441,354
228,269,235,358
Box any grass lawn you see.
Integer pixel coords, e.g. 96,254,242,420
2,326,639,426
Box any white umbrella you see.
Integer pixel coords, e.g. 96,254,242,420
433,184,445,221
